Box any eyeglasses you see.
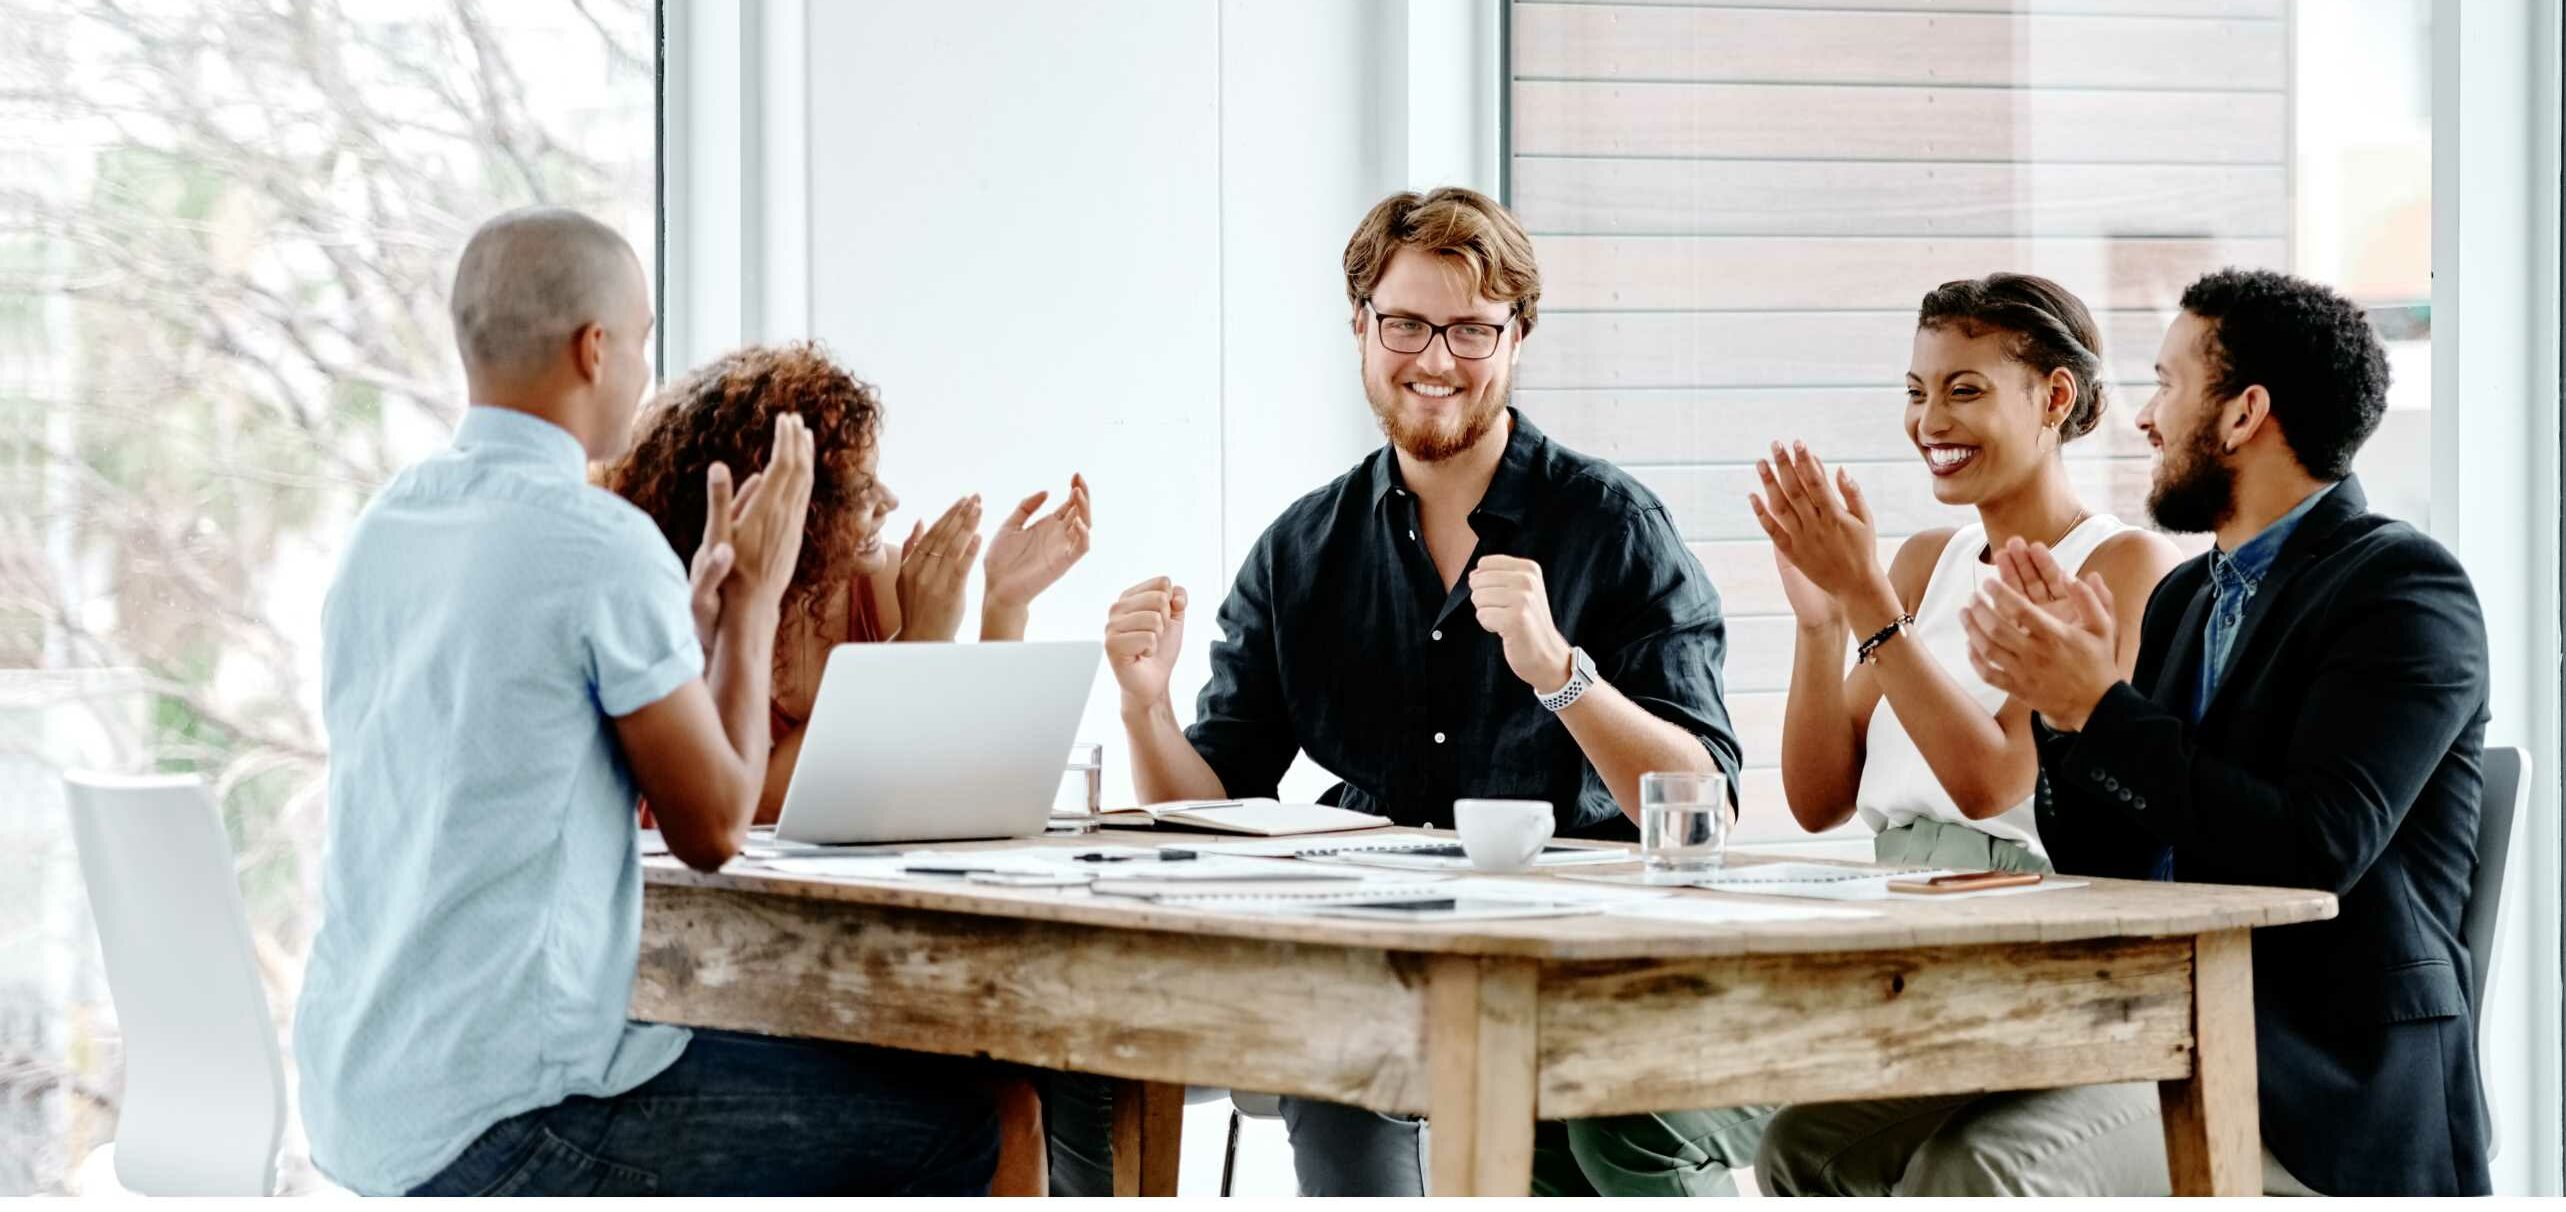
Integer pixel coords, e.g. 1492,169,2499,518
1364,300,1515,361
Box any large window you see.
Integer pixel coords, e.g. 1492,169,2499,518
0,0,655,1191
1506,0,2433,837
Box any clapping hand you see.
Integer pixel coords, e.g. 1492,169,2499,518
895,494,983,641
1748,441,1890,630
984,474,1093,614
686,462,753,654
723,418,810,616
1962,538,2120,732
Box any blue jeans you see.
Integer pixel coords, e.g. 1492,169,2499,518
408,1027,1000,1196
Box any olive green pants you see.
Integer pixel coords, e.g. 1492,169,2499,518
1873,817,2052,874
1530,1105,1778,1196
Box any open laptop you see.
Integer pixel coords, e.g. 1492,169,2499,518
772,639,1102,845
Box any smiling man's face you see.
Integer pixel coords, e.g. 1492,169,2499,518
1356,247,1521,463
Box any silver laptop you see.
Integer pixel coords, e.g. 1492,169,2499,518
773,640,1102,845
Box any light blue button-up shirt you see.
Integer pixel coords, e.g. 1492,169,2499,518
296,406,698,1194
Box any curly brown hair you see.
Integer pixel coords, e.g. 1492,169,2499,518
603,341,884,629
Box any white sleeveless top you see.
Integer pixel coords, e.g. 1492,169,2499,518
1854,514,2131,859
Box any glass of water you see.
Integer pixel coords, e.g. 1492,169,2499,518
1640,770,1728,877
1057,742,1105,834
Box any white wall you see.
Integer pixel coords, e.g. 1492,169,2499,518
2434,0,2563,1193
670,0,1497,806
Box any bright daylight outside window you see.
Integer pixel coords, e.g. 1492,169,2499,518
1506,0,2433,831
0,0,655,1192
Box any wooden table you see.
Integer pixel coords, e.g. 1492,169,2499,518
632,834,2332,1196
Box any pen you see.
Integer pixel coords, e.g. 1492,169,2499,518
1073,850,1199,863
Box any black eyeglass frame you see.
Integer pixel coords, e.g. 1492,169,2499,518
1362,299,1519,361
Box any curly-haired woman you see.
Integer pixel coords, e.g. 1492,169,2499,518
604,341,1092,824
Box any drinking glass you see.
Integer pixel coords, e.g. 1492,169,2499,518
1639,770,1728,876
1057,742,1105,834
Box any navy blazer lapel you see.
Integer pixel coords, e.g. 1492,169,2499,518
2196,477,2371,724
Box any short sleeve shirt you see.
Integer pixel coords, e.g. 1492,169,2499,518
295,406,701,1194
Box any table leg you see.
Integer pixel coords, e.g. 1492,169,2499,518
1426,954,1539,1196
1110,1079,1185,1196
2159,928,2260,1195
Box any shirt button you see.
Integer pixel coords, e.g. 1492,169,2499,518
1433,731,1447,744
1409,529,1418,541
1431,629,1442,641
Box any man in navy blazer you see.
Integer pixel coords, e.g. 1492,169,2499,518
1760,268,2491,1196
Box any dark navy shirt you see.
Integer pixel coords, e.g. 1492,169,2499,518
1182,410,1741,839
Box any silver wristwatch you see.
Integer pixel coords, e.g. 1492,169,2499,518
1537,647,1598,713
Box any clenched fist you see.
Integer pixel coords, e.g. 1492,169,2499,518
1104,576,1187,711
1467,555,1576,694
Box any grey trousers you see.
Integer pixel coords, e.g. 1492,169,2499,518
1037,1071,1770,1197
1756,1082,2320,1197
1276,1095,1776,1197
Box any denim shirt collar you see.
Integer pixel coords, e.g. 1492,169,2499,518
2209,480,2337,597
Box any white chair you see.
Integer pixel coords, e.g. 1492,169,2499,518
63,772,286,1196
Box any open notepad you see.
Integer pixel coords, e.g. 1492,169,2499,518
1085,798,1394,837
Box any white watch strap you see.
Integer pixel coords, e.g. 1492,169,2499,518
1538,648,1594,712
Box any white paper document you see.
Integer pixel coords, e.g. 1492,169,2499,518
1600,898,1879,925
1564,862,1953,901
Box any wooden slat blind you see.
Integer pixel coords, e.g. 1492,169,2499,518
1507,0,2285,841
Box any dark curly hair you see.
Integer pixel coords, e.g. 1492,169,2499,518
603,341,884,629
2178,268,2390,480
1916,273,2110,442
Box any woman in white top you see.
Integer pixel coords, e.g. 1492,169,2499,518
1750,274,2182,873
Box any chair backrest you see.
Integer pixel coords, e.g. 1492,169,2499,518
2463,746,2531,1020
64,771,286,1196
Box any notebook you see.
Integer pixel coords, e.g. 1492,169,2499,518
1090,798,1394,837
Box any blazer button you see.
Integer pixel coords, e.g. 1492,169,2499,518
2105,777,2121,792
2116,789,2133,803
2089,769,2106,783
2132,796,2148,810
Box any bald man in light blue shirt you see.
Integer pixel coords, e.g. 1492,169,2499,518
296,207,997,1196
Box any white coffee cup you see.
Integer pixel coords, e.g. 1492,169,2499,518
1454,799,1555,873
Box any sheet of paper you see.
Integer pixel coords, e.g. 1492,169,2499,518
1565,862,1958,901
759,855,920,880
1600,898,1879,924
1885,878,2088,901
1438,877,1672,905
1325,844,1632,872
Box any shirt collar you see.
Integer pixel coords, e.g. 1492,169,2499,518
454,405,591,481
2211,480,2338,589
1366,407,1547,525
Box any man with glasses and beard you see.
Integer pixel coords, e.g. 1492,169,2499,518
1060,188,1766,1196
1756,268,2492,1196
